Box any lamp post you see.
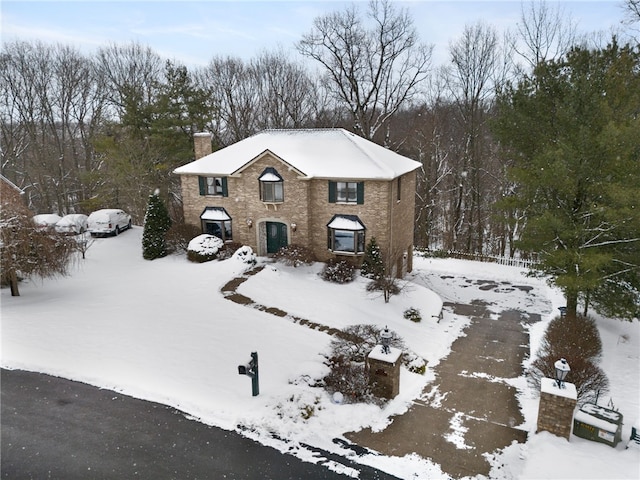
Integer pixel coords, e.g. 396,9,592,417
380,326,392,354
554,358,570,389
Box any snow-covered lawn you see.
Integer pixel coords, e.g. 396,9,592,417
2,227,638,479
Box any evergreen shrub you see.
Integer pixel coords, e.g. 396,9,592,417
320,258,355,283
403,307,422,322
142,191,172,260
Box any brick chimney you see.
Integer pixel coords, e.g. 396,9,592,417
194,132,213,159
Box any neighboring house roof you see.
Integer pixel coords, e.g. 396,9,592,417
174,129,421,180
0,174,24,194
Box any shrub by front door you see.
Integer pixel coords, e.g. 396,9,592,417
266,222,287,254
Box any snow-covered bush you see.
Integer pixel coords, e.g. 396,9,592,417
403,307,422,323
273,244,315,267
323,324,427,403
187,234,224,263
320,258,355,283
232,245,256,266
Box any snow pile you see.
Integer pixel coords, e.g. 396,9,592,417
187,233,224,255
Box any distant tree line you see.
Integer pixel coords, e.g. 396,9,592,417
1,0,638,317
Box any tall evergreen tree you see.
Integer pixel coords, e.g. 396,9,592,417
142,190,172,260
493,40,640,320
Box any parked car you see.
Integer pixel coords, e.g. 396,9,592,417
33,214,62,231
55,214,88,235
87,209,132,237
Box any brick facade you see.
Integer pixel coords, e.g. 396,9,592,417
177,131,418,276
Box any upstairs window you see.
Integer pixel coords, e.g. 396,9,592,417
327,214,366,254
328,181,364,204
198,176,228,197
259,167,284,202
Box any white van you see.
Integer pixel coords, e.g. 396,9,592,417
87,209,132,237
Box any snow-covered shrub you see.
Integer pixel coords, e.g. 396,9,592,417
331,324,404,363
404,351,427,375
323,356,374,404
320,258,355,283
324,325,426,401
187,234,224,263
273,244,315,267
232,245,256,266
403,307,422,323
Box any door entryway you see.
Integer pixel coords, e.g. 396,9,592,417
266,221,288,254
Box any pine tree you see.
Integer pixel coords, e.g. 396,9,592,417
361,237,385,279
142,190,172,260
493,40,640,320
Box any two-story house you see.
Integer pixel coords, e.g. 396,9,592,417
174,129,421,277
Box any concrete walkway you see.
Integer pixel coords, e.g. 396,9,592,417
222,266,541,479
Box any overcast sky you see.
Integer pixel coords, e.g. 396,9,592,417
1,1,628,68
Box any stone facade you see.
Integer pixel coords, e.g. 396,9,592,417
177,131,419,276
536,378,577,440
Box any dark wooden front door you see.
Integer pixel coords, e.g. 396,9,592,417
266,222,288,254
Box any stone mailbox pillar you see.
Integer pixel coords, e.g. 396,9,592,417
536,377,577,440
367,345,402,399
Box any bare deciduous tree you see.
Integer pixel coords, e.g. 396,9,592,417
297,0,433,142
442,22,505,253
512,0,577,71
0,41,106,214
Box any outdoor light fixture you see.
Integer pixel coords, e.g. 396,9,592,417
291,223,297,232
558,306,567,318
381,326,392,354
246,218,253,228
554,358,570,389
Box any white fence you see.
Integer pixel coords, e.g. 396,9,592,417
423,249,539,269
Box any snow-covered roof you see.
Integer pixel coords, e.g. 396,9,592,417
0,174,23,194
174,129,421,180
327,214,365,231
201,207,231,221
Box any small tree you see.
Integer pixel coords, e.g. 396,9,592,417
1,203,77,296
142,189,172,260
528,314,609,405
360,237,384,279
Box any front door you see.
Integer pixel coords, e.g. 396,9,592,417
266,222,288,254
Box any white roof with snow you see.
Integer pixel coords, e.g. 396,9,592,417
174,129,421,180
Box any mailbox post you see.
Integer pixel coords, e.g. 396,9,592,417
238,351,259,396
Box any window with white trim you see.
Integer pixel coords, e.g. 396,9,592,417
200,207,232,241
327,215,366,254
259,167,284,202
198,176,228,196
